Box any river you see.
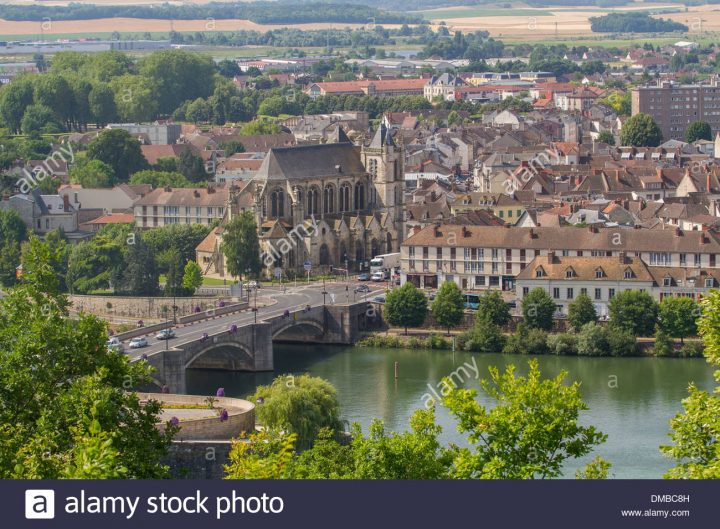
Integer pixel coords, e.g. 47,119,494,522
186,344,716,479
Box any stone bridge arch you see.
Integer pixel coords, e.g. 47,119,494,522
184,342,256,371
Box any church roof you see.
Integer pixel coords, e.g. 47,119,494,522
369,123,395,149
255,143,365,181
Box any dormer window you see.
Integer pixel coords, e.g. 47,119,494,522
565,268,575,279
663,277,672,287
535,267,545,278
624,268,633,280
595,268,604,279
705,278,714,288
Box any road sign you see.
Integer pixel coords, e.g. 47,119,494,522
303,261,312,271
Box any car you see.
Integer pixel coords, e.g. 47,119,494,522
357,272,371,281
355,284,370,293
372,295,386,304
128,337,148,349
155,329,176,340
244,280,261,289
371,271,384,282
106,337,125,353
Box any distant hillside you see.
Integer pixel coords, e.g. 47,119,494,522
0,1,423,25
590,12,689,33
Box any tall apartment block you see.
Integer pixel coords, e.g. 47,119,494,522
631,77,720,141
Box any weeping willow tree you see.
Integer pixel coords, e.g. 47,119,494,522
249,374,342,449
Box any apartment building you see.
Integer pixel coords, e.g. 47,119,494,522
631,77,720,140
515,254,718,316
133,186,228,228
400,224,720,291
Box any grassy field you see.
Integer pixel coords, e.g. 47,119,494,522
418,8,553,19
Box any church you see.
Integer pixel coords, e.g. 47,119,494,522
196,124,404,278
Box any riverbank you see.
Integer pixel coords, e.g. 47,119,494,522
358,330,705,358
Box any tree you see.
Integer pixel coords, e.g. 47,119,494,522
432,280,464,335
129,170,191,188
110,74,158,122
384,282,428,334
620,113,662,147
182,260,203,294
658,296,699,344
70,159,117,188
177,147,208,183
567,292,597,331
87,128,148,182
217,59,242,78
597,130,615,145
0,238,175,478
608,290,658,337
476,290,511,327
138,49,215,115
162,247,189,297
88,82,117,127
250,375,342,449
220,210,261,280
465,318,506,353
21,104,62,134
661,290,720,479
443,359,608,479
521,288,556,331
117,233,159,295
684,120,712,143
576,322,610,356
0,77,34,134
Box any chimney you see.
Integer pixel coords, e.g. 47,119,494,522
700,233,708,245
707,173,712,193
675,227,682,237
618,251,627,264
461,226,469,238
547,251,555,264
164,186,172,192
529,228,537,239
62,194,70,212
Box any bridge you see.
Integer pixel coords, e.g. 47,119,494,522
140,301,371,393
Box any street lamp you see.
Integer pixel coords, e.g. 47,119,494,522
253,285,258,323
322,277,327,306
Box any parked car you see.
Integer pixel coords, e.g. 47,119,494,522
357,272,371,281
355,284,370,293
371,271,384,282
156,329,176,340
372,295,386,304
129,337,148,349
106,337,125,353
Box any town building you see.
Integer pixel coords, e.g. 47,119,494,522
400,224,720,291
631,77,720,140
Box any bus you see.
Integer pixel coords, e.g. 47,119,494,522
463,293,480,310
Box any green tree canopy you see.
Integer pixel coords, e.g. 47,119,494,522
431,280,464,335
608,290,658,336
250,374,342,449
182,260,203,294
684,120,712,143
70,158,117,188
0,237,174,478
567,292,597,331
443,359,608,479
476,290,511,327
220,210,262,279
87,128,148,182
658,296,699,344
620,113,662,147
129,170,191,188
521,287,556,331
384,282,428,334
597,130,615,145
